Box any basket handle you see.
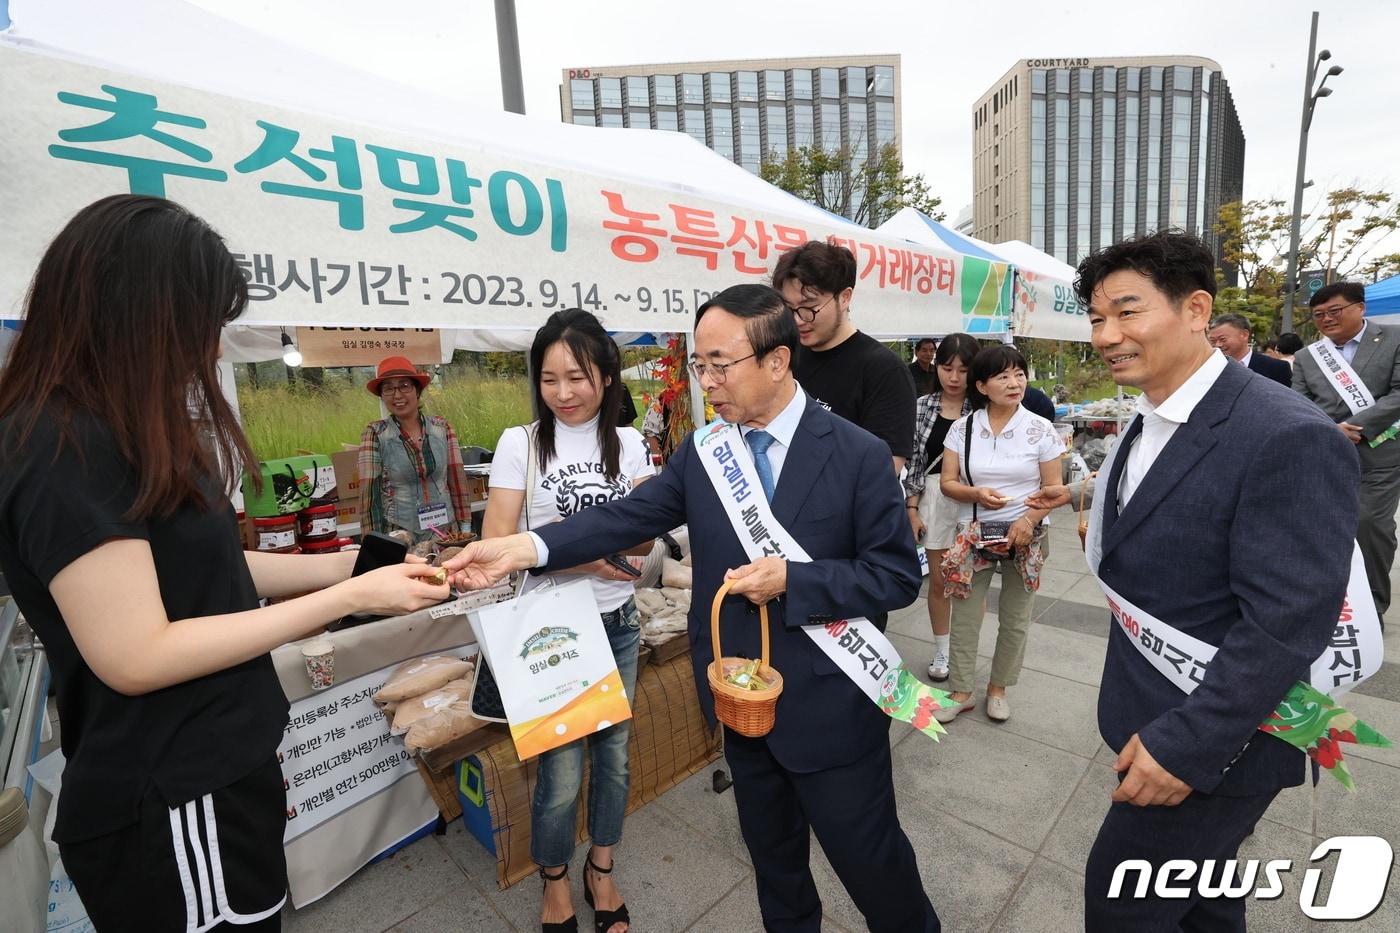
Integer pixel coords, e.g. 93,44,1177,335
710,579,771,668
1076,472,1099,516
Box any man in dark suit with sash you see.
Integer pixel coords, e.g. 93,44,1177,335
1038,233,1359,932
447,284,939,933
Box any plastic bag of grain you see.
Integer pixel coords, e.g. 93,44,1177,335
375,654,474,704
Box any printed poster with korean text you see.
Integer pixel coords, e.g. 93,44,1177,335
468,578,632,760
0,45,1010,337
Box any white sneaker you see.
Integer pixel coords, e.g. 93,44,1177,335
927,651,950,682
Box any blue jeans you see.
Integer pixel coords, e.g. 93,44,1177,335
531,597,641,867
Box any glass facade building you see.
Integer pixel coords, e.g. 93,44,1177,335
972,57,1244,278
560,56,901,222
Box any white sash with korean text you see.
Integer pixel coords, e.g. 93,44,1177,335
1086,422,1383,698
1307,338,1376,416
694,419,902,706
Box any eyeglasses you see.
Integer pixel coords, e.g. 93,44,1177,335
688,353,756,384
1308,301,1363,322
380,381,418,395
786,295,835,323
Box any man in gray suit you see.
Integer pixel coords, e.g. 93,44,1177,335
1292,281,1400,618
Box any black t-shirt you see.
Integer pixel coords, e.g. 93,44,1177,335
0,410,288,843
795,331,916,459
908,360,938,397
925,414,957,467
1022,386,1057,423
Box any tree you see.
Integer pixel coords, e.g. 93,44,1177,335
1359,253,1400,283
759,142,943,229
1213,286,1286,341
1214,198,1290,295
1215,187,1400,297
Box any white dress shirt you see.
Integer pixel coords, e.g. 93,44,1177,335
529,385,808,565
1238,349,1253,368
1334,322,1368,365
1118,350,1229,509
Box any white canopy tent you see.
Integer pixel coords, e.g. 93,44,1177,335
1,0,1014,354
878,207,1090,342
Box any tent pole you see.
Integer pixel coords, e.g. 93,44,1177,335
216,360,246,510
686,331,704,427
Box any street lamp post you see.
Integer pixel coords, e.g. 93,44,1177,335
494,0,526,115
1282,11,1344,331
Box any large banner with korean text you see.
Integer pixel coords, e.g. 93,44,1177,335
0,46,1010,337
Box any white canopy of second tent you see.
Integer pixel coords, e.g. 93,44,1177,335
877,207,1090,343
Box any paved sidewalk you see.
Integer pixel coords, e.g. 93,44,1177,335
284,521,1400,931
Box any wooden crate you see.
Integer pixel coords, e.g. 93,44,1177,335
648,632,689,664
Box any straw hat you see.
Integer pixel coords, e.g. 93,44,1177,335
366,356,431,396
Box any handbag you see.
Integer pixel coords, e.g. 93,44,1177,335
470,577,631,759
470,423,539,723
958,413,1014,560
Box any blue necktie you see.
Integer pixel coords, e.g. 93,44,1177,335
745,430,776,502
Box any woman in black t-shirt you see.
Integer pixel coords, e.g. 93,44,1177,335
0,196,450,932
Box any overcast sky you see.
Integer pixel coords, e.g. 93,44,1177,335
193,0,1394,225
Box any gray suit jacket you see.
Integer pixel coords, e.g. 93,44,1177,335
1292,321,1400,467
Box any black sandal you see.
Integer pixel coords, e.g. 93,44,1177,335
539,864,579,933
583,850,630,933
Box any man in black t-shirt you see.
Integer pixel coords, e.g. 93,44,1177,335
909,337,938,396
774,241,916,474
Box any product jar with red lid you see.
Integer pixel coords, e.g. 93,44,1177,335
253,515,298,552
301,536,352,555
297,502,339,543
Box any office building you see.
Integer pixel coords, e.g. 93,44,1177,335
560,55,901,221
971,56,1244,274
952,204,974,236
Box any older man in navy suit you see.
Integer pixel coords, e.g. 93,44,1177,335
1208,313,1293,386
1033,233,1358,932
447,284,938,933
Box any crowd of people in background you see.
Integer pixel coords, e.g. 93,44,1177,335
3,196,1391,933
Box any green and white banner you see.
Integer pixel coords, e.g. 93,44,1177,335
1,45,1011,338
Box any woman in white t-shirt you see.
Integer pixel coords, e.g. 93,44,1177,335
485,309,652,933
936,345,1064,726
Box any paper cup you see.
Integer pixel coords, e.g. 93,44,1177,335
301,639,336,691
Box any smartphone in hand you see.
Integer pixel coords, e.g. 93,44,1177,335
603,553,642,577
350,532,409,577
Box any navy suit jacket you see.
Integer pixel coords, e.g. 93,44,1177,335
535,396,922,773
1246,351,1292,386
1097,361,1360,795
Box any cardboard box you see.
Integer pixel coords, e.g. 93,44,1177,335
462,473,488,503
329,448,362,530
450,652,721,887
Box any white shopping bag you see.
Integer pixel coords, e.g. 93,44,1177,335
468,578,632,759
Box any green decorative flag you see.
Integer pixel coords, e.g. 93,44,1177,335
879,667,957,740
1258,681,1393,791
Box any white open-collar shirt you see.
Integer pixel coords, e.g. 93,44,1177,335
1118,350,1229,508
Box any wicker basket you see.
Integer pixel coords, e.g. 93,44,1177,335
705,580,784,737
